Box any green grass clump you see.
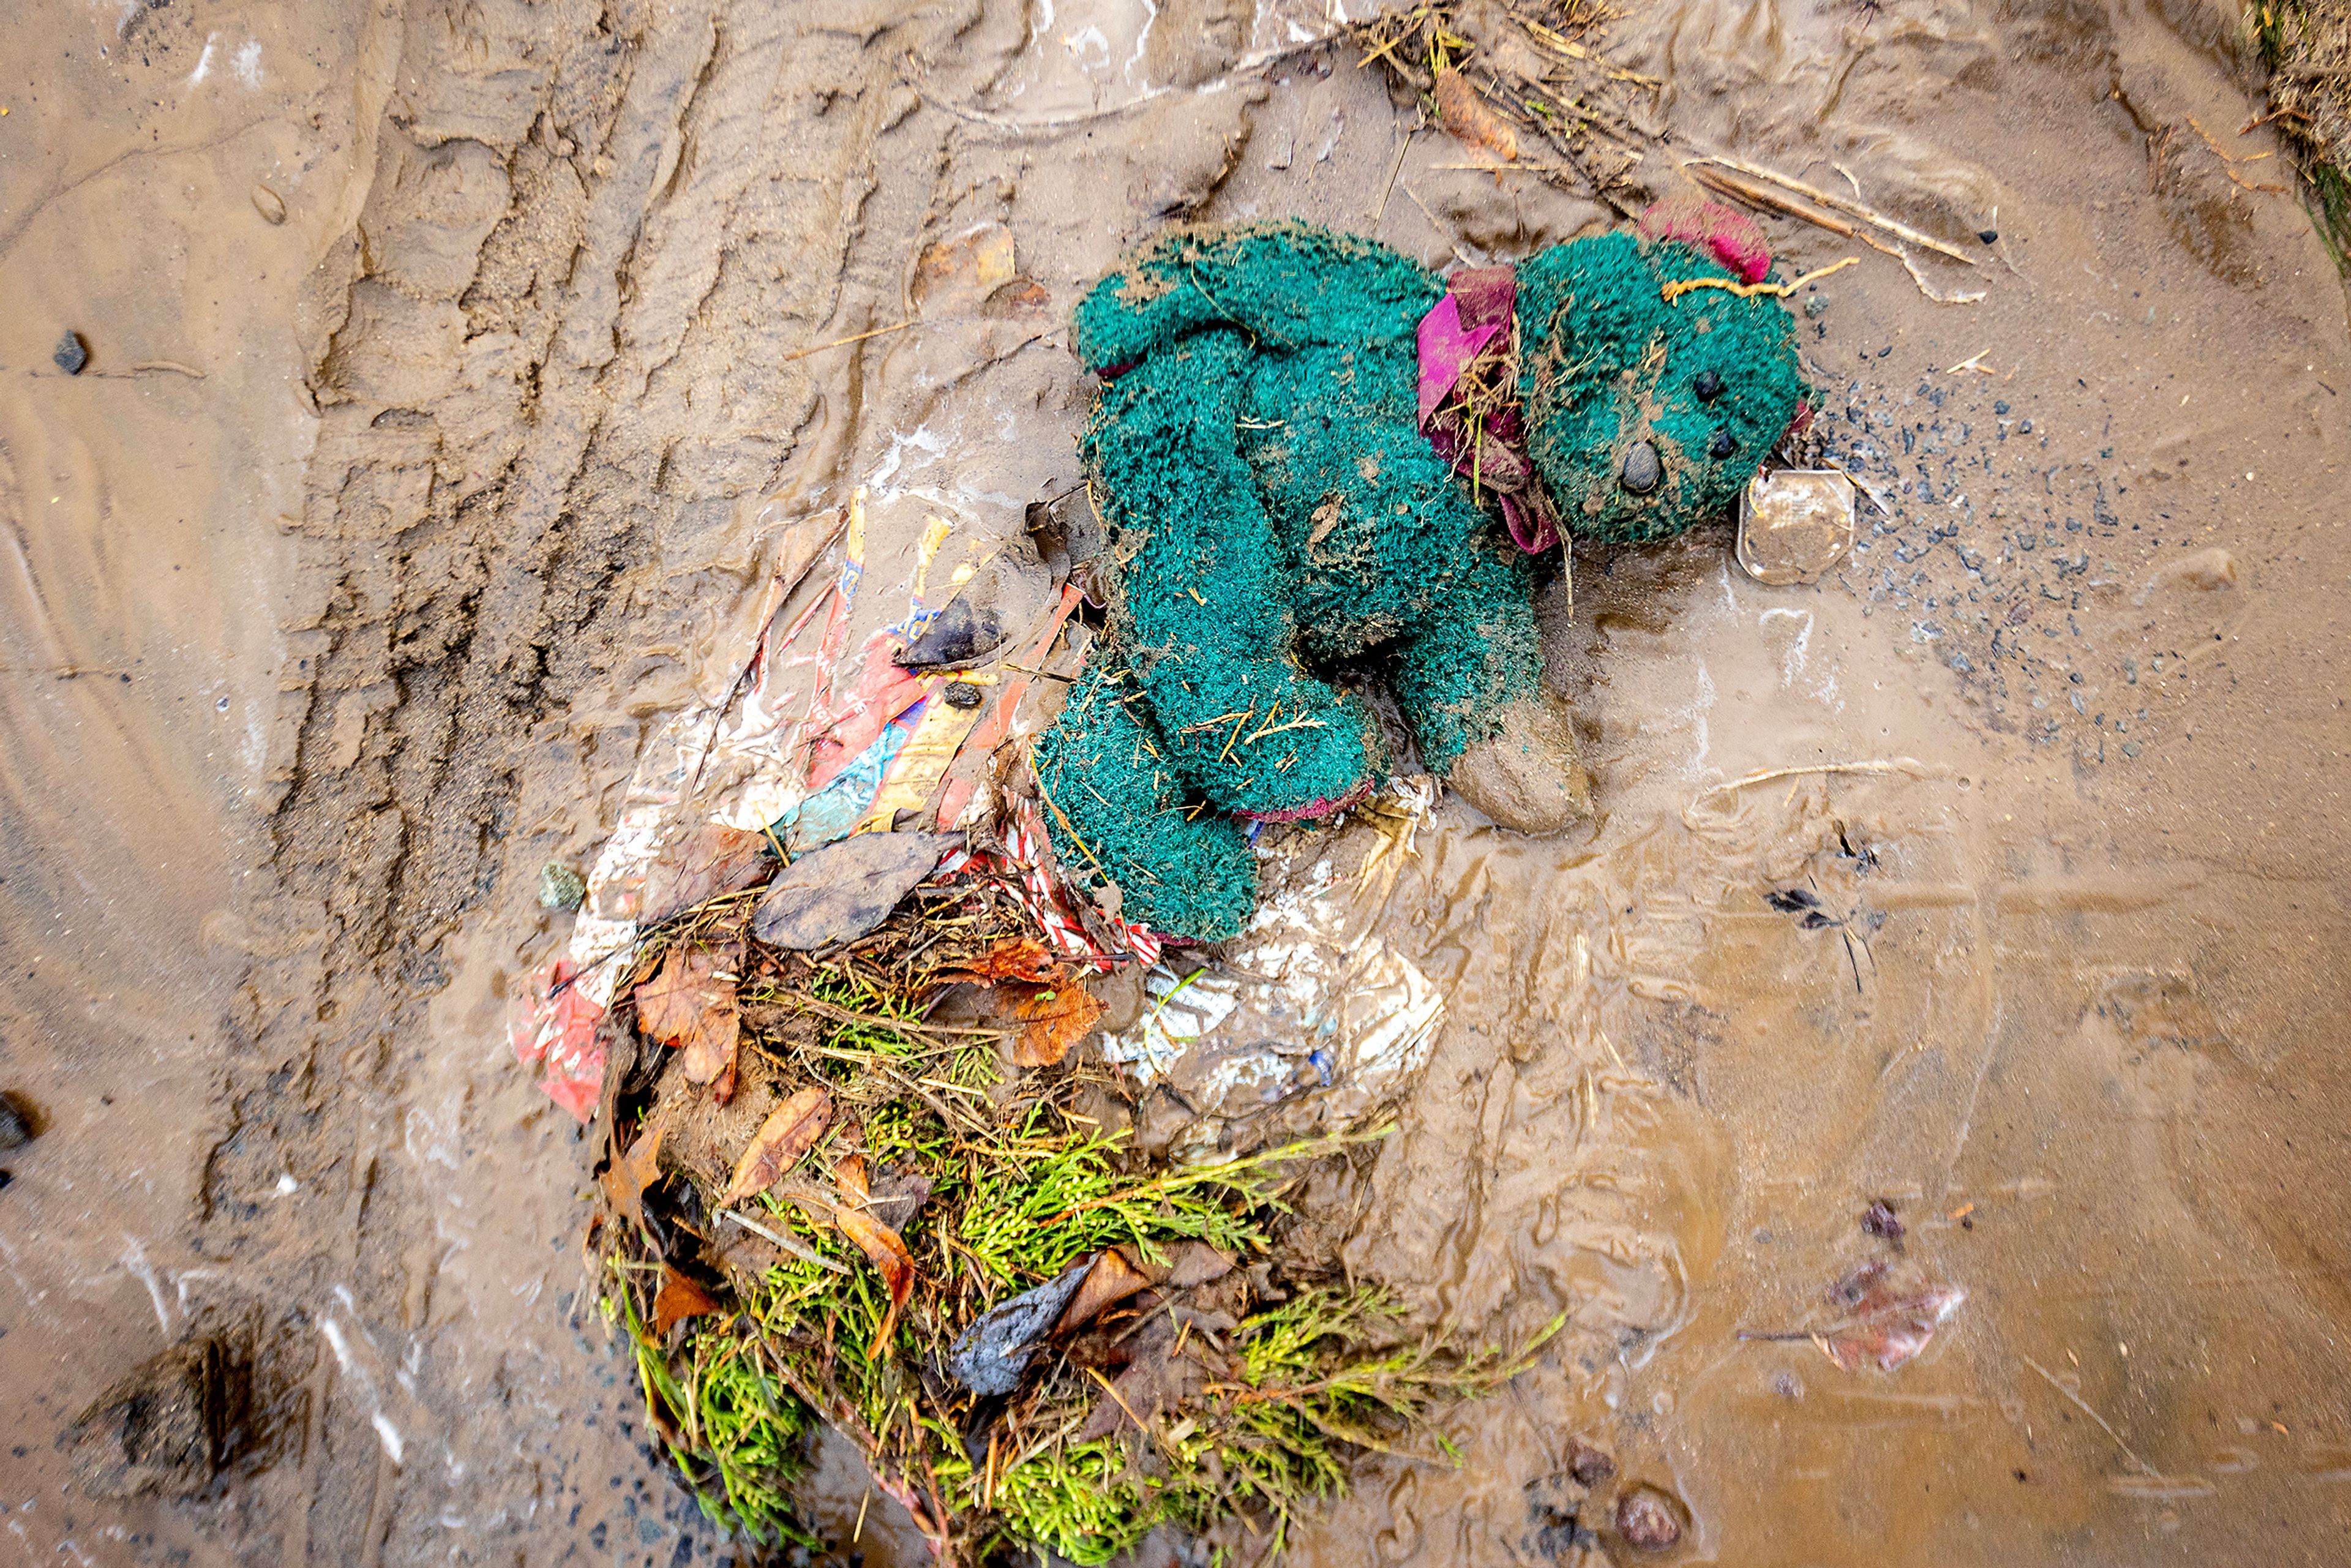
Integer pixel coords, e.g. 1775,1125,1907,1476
2255,0,2351,273
603,939,1558,1563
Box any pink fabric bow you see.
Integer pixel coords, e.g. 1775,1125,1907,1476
1415,266,1562,553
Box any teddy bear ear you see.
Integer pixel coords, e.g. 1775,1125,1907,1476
1635,194,1773,285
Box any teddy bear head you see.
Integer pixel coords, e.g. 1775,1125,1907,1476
1517,203,1805,545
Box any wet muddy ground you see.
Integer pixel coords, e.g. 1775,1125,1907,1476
3,0,2349,1562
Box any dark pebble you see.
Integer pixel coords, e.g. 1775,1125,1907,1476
1978,228,1999,244
53,331,89,375
1621,440,1661,494
2019,419,2033,433
1861,1198,1904,1240
0,1169,11,1192
0,1095,29,1150
1877,345,1893,358
943,680,984,710
1568,1439,1617,1487
1616,1488,1683,1552
1692,369,1723,403
1994,400,2010,416
1804,294,1829,319
1708,429,1735,460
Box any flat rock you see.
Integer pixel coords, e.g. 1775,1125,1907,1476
751,831,961,950
64,1337,247,1499
948,1258,1092,1395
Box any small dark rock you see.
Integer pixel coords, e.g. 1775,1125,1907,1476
537,861,587,913
2019,418,2033,433
1994,400,2011,416
1804,294,1829,320
63,1337,249,1499
0,1093,32,1151
1621,440,1661,495
1692,369,1723,403
948,1258,1093,1395
0,1169,12,1192
896,535,1057,673
1861,1198,1905,1240
53,332,89,375
1568,1438,1618,1487
1978,228,1999,244
1615,1487,1684,1552
1708,429,1736,460
943,680,984,710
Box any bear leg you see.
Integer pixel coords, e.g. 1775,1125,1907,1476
1086,330,1381,819
1393,538,1592,832
1030,656,1258,941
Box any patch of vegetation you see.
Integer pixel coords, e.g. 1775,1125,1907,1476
597,882,1557,1562
2255,0,2351,272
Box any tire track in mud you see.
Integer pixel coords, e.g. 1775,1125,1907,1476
200,1,992,1554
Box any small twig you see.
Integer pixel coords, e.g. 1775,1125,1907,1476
1371,129,1415,227
723,1209,853,1275
1686,153,1981,265
2020,1353,2163,1479
1401,183,1475,266
785,320,913,361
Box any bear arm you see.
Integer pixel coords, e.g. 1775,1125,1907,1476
1082,332,1380,819
1071,221,1441,376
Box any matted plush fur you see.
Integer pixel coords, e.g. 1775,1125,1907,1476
1040,220,1801,938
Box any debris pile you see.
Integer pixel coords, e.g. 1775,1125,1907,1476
517,490,1554,1561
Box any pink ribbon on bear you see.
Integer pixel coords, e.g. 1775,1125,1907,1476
1415,266,1562,553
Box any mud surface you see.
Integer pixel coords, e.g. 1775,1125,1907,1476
2,0,2348,1562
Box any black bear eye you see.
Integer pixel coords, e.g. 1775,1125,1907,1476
1693,369,1723,403
1709,428,1736,459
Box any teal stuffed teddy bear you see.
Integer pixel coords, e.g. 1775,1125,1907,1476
1033,210,1804,939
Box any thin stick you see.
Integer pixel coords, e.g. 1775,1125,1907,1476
2020,1353,2162,1478
785,320,913,361
1686,154,1981,265
1402,184,1475,266
1372,129,1414,227
723,1209,853,1275
1690,165,1861,238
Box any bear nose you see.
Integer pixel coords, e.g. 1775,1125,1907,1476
1621,440,1661,495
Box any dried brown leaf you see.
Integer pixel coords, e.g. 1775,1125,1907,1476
937,937,1064,986
600,1114,667,1236
639,824,771,926
718,1087,833,1205
653,1267,720,1337
1010,982,1105,1068
1056,1247,1152,1335
1434,67,1518,162
835,1206,915,1360
634,945,741,1100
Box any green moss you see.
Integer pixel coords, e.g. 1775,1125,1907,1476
1519,230,1802,543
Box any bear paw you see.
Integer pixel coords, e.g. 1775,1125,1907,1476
1445,691,1592,834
